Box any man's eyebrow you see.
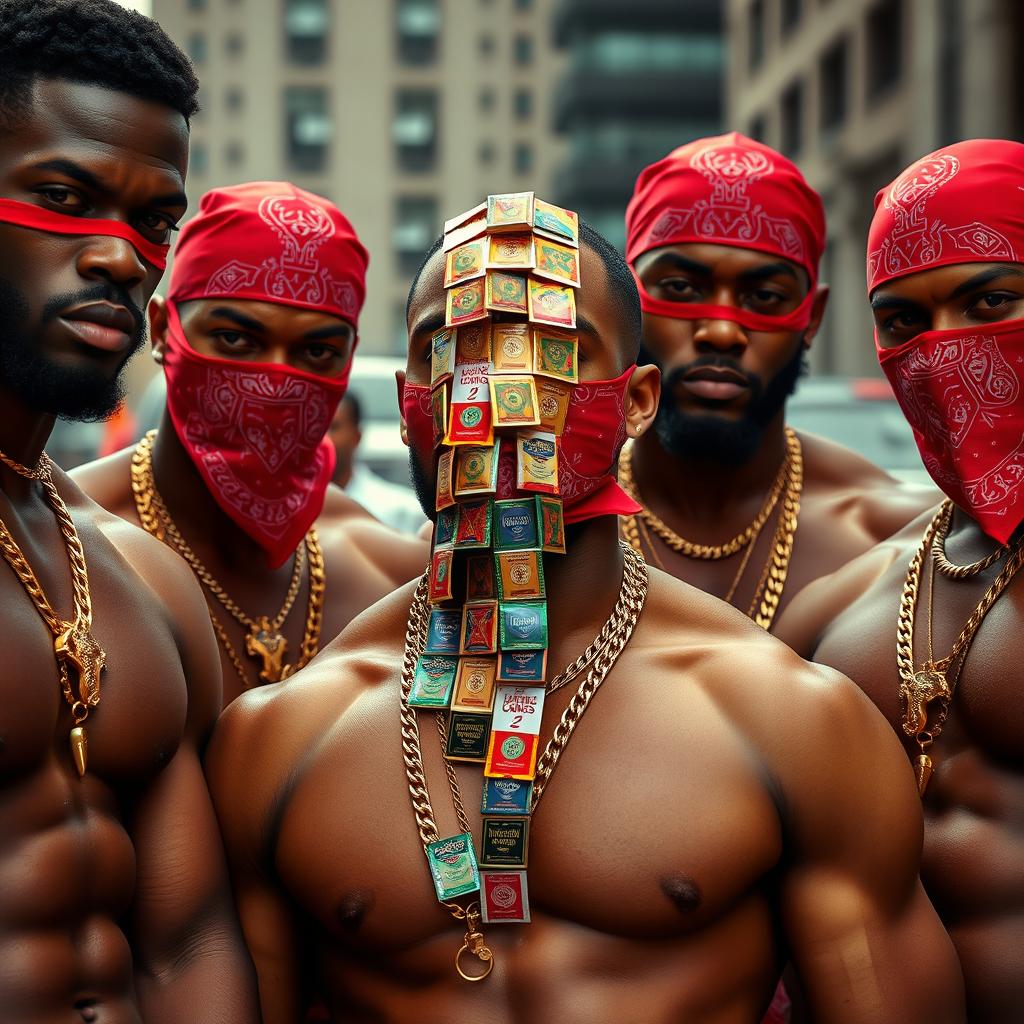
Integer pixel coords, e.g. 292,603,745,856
31,158,186,210
208,306,266,331
575,313,599,337
31,158,105,192
870,293,919,312
303,323,355,341
740,261,801,284
646,252,711,276
948,264,1024,300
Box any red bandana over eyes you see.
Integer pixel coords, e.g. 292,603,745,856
0,198,170,268
163,182,368,567
870,140,1024,543
625,132,826,331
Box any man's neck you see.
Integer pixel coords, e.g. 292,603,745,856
946,503,1019,563
630,412,788,528
151,409,283,571
542,515,626,655
0,386,56,502
333,460,354,489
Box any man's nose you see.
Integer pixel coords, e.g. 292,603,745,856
693,316,750,354
76,234,147,292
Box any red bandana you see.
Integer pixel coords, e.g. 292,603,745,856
867,139,1024,294
169,181,368,325
403,365,641,524
870,140,1024,542
0,197,170,268
163,182,368,567
625,133,825,331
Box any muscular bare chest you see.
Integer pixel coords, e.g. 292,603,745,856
814,560,1024,918
274,662,783,956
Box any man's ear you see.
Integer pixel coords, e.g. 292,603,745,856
396,369,409,446
625,363,660,439
803,283,830,349
149,295,169,365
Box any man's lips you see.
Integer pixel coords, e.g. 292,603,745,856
57,302,136,353
679,367,750,401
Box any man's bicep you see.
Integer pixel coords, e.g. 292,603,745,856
779,685,964,1023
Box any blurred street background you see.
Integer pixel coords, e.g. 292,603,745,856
64,0,1022,487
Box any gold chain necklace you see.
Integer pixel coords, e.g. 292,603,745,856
621,429,803,631
0,451,103,774
897,499,1024,795
399,544,648,980
619,430,793,558
131,430,325,687
931,501,1008,578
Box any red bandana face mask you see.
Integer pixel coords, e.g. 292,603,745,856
402,366,641,525
626,133,825,334
878,317,1024,544
163,302,350,567
0,197,170,268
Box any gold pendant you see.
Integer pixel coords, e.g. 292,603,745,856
70,725,88,777
55,623,106,706
914,752,934,797
454,906,494,982
899,663,951,739
245,617,289,683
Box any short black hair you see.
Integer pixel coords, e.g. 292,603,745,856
406,219,642,364
340,390,362,428
0,0,200,128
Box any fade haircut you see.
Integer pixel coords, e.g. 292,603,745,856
0,0,200,128
406,219,642,367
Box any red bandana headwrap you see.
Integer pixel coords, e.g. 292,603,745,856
164,182,369,567
625,132,826,331
869,140,1024,543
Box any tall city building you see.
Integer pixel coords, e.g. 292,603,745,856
152,0,566,355
550,0,723,249
726,0,1024,376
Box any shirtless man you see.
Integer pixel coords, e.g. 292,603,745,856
75,182,427,703
776,139,1024,1022
0,1,257,1019
208,197,962,1023
621,133,934,632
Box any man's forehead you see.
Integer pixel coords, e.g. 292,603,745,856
5,78,189,180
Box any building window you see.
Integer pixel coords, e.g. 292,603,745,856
187,32,206,64
225,32,244,57
513,143,533,175
396,0,439,65
513,34,534,65
479,141,496,166
479,34,495,57
189,141,208,175
285,0,329,66
749,0,765,70
513,88,532,120
780,79,804,156
575,32,722,73
938,0,962,141
393,89,438,173
820,37,848,132
867,0,902,101
226,86,244,113
393,196,438,276
748,113,767,142
780,0,802,33
479,88,495,112
514,0,533,8
188,0,206,9
285,87,331,171
225,141,245,166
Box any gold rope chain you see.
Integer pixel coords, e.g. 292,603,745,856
132,431,305,631
0,450,103,773
931,501,1009,579
131,431,326,688
622,429,803,632
618,429,795,559
398,545,649,975
896,499,1024,794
